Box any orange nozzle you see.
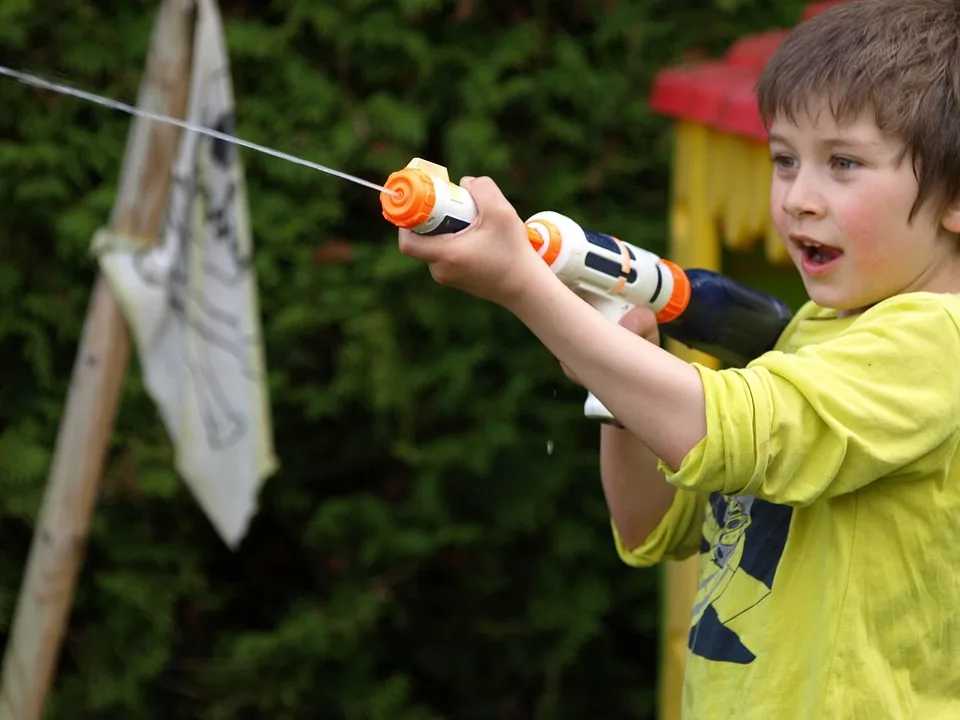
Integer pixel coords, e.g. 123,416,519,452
380,168,436,229
524,219,562,266
654,260,691,323
526,225,544,252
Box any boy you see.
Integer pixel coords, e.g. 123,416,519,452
398,0,960,717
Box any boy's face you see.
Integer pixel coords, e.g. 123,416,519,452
768,100,960,314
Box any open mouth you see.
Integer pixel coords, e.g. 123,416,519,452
795,238,842,267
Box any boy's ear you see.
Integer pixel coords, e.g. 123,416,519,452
941,194,960,234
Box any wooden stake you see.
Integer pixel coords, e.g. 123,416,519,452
0,2,195,717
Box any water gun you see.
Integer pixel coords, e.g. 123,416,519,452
380,158,794,421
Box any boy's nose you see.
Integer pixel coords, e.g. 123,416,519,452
781,171,826,219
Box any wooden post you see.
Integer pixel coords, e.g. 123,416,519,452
0,2,194,717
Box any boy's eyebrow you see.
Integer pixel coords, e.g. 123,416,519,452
767,132,882,151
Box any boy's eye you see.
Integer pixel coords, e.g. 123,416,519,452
771,153,796,170
830,156,859,171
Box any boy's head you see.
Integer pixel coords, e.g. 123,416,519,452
755,0,960,312
758,0,960,221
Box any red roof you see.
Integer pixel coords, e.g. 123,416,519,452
648,1,849,140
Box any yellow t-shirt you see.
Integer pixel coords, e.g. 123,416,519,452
616,292,960,720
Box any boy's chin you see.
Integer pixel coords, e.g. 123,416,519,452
802,283,876,316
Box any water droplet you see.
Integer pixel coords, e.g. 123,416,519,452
546,440,554,455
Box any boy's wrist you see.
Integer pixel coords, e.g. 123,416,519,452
498,252,562,314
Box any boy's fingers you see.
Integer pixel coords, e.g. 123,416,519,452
461,176,511,215
619,306,661,345
619,306,655,333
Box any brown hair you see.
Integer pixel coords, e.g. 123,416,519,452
756,0,960,221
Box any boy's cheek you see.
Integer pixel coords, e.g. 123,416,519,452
835,201,886,256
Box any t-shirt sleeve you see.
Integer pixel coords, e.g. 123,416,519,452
661,294,960,505
613,488,707,567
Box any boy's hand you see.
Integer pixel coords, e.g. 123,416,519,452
397,176,549,308
560,306,661,386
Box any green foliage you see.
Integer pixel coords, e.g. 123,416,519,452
0,0,807,717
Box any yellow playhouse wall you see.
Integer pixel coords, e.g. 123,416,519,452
659,120,804,720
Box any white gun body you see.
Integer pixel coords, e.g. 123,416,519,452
524,211,687,421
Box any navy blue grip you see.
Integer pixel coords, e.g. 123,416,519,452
420,215,471,236
660,269,794,367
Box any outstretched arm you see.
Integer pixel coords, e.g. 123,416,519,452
504,263,706,469
398,176,707,470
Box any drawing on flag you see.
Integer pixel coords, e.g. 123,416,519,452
93,0,278,548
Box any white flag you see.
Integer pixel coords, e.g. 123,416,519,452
94,0,278,548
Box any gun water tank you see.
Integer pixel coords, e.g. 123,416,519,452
660,269,794,367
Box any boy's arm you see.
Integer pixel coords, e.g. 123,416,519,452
601,423,677,550
600,425,708,567
504,265,708,470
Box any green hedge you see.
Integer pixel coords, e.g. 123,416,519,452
0,0,806,717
